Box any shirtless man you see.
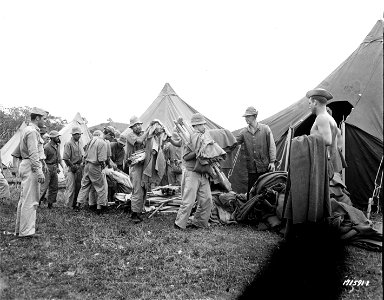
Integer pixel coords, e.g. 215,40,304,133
306,88,341,177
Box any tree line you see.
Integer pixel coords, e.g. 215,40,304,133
0,106,68,148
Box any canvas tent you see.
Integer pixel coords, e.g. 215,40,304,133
0,121,27,168
121,83,222,137
229,20,383,209
58,112,92,157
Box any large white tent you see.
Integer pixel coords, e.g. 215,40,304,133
0,121,27,168
58,112,92,158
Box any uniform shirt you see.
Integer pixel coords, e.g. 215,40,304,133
104,139,112,158
236,123,276,173
182,130,200,172
12,123,42,172
126,131,145,160
110,142,125,166
163,142,181,164
85,136,107,164
44,142,62,165
63,137,84,164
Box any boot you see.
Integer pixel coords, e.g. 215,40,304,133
131,212,143,224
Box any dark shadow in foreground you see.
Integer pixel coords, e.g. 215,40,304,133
238,223,347,300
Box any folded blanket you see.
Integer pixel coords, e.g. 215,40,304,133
284,135,331,224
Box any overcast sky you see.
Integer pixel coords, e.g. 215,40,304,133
0,1,382,131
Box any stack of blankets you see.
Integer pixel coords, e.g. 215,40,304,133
210,170,382,251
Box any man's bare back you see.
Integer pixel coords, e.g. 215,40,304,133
311,111,338,157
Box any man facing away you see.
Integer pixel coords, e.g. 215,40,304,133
236,106,276,199
40,130,65,209
13,107,47,238
110,134,127,172
76,130,108,215
63,126,84,209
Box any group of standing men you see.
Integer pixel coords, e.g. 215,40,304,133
8,86,338,238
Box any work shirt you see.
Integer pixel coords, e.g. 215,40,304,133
12,123,42,173
163,141,181,163
84,136,107,164
63,137,84,164
110,142,125,166
105,139,112,158
44,142,62,165
126,131,145,160
182,130,200,172
236,123,276,173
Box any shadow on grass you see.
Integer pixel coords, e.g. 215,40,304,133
238,224,347,300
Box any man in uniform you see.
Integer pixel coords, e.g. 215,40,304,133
14,107,47,238
110,134,127,172
236,106,276,199
76,130,108,215
174,113,213,230
125,116,150,223
63,126,84,209
163,139,182,185
40,130,65,209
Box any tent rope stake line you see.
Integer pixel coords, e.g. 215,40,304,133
367,155,383,219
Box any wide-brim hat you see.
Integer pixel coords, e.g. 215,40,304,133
242,106,258,117
31,107,48,116
306,88,333,101
48,130,61,138
129,116,143,128
190,113,206,126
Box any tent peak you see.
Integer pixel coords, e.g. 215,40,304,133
72,112,86,124
159,83,177,96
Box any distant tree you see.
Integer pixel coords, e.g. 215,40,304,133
107,118,113,124
0,106,67,146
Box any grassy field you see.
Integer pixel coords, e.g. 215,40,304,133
0,186,382,300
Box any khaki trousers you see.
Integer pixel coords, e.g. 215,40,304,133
77,163,107,206
129,163,146,213
15,159,40,236
64,167,83,207
0,172,10,199
175,169,212,229
40,164,59,204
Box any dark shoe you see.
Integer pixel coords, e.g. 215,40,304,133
186,223,199,229
47,203,53,209
174,223,183,230
96,206,108,215
19,233,43,239
131,212,143,224
89,205,97,211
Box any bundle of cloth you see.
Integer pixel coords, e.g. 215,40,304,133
329,172,352,206
234,171,288,228
104,168,133,194
208,129,238,169
142,120,171,190
328,198,382,251
189,129,232,191
210,191,246,225
210,171,287,227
